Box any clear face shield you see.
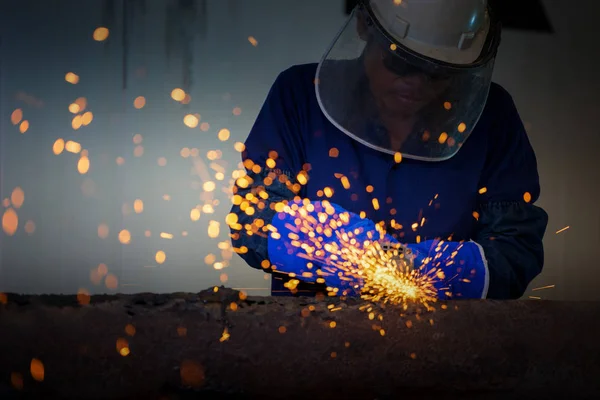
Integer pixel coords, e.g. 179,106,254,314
315,2,501,161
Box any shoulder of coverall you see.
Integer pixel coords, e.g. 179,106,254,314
483,81,517,114
275,62,319,84
269,63,320,106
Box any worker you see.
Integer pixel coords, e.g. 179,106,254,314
230,0,548,300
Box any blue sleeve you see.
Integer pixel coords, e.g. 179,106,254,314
230,68,307,270
475,85,548,299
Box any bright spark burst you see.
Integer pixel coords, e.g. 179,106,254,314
269,201,440,309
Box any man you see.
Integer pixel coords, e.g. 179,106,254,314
230,0,548,300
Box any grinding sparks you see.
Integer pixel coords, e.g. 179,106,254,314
532,284,555,292
555,226,570,234
269,201,440,309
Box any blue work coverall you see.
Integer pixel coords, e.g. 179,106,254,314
230,63,548,300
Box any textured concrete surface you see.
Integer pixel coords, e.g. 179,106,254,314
0,287,599,399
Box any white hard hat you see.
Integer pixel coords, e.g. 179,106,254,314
315,0,501,161
368,0,494,65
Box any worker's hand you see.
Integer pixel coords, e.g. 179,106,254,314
267,199,397,296
404,240,489,300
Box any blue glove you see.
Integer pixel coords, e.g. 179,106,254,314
405,239,489,300
268,200,397,296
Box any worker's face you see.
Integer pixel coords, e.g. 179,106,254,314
363,41,451,118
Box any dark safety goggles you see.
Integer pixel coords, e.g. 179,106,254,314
381,49,452,82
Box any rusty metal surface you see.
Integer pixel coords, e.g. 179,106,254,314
0,288,599,399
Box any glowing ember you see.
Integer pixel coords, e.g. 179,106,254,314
82,111,93,125
98,223,109,239
10,187,24,209
532,284,555,291
133,96,146,109
155,251,166,264
208,221,220,238
125,324,136,336
171,88,186,101
65,72,79,84
118,229,131,244
78,156,90,174
19,120,29,133
11,109,23,125
190,208,201,221
77,289,90,305
133,199,144,213
93,27,109,41
180,360,205,388
105,274,118,290
438,132,448,144
52,139,65,155
184,114,199,128
10,372,23,390
234,142,245,152
116,338,129,356
30,359,44,382
65,140,82,154
218,128,231,141
219,328,230,342
2,208,18,236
